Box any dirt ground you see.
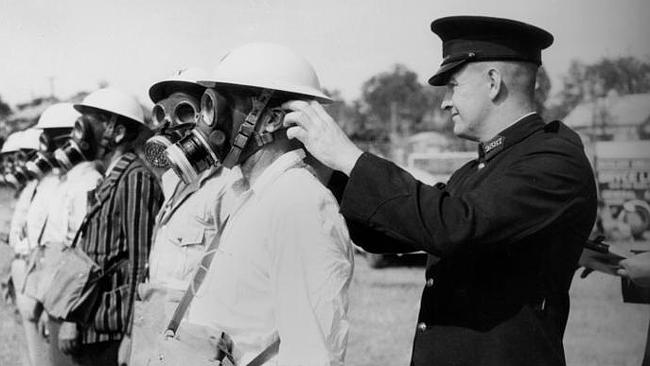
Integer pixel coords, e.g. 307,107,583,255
0,187,648,365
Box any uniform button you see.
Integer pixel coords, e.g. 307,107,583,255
417,322,427,331
426,278,434,287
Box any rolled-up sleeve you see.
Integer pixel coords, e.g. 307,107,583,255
271,194,354,366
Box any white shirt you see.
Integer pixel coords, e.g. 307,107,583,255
25,173,62,248
187,149,354,366
41,162,102,246
148,167,232,291
8,180,38,255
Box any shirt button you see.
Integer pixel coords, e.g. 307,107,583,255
426,278,434,287
417,322,427,331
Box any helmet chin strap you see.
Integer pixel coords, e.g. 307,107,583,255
98,114,120,157
222,89,273,168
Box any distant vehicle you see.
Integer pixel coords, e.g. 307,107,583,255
362,151,476,268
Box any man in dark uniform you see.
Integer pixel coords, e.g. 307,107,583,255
282,16,598,366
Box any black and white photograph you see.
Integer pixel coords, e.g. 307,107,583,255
1,0,649,365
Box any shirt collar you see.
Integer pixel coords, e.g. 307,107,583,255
248,148,306,196
478,112,545,163
104,155,121,177
100,153,137,189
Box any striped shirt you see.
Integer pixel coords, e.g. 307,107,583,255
75,152,163,344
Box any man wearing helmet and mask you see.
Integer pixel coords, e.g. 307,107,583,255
23,103,103,366
124,68,233,366
3,129,40,192
151,43,353,366
53,88,163,366
5,128,57,366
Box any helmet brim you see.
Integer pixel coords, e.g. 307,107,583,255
149,80,207,104
198,80,333,104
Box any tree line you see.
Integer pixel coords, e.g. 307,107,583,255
2,56,650,147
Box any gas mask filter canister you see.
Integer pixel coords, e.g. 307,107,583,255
25,133,68,179
53,118,98,171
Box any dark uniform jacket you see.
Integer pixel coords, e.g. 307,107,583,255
334,114,597,366
75,152,163,344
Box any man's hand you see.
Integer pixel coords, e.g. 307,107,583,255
118,334,132,366
618,251,650,288
58,321,79,355
37,311,49,340
282,100,363,176
578,248,624,278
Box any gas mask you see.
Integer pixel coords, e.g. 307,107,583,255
164,88,286,184
54,113,116,171
25,130,70,179
5,151,32,189
144,92,200,169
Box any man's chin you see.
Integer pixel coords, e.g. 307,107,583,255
454,128,479,142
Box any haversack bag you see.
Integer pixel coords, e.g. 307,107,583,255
22,241,65,302
39,222,127,325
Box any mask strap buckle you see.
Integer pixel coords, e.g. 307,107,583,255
222,89,273,168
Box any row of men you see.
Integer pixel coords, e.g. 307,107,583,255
1,41,353,366
1,14,648,366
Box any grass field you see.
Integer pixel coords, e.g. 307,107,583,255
1,187,648,365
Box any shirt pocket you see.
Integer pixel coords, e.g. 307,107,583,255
152,220,211,286
178,228,213,279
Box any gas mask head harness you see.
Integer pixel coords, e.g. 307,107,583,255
144,92,201,170
25,128,71,179
165,87,287,184
54,111,119,171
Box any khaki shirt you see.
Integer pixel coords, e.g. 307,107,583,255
148,167,232,291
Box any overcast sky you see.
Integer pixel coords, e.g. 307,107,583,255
1,0,649,108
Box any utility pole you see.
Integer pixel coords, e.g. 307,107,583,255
48,76,56,99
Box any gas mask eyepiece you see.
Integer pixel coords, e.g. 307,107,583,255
151,100,198,127
145,93,202,170
164,88,230,184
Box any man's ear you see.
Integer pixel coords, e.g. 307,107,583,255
487,67,503,101
114,124,126,144
263,108,286,133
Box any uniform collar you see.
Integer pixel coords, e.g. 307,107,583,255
478,112,544,164
229,148,306,199
164,166,224,207
157,166,227,225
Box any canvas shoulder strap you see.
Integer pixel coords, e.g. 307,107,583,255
164,214,281,366
165,216,228,335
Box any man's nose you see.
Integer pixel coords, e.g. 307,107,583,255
440,90,453,111
441,98,452,111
